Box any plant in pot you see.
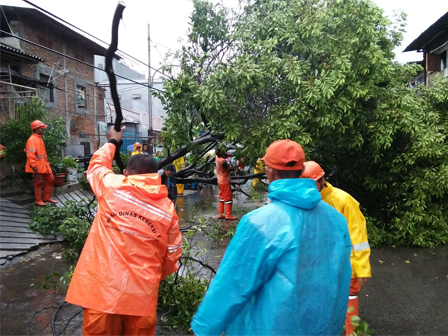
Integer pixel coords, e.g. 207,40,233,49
63,156,79,183
50,158,66,187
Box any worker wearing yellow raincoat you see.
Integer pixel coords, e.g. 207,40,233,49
252,159,265,187
173,156,185,195
302,161,371,336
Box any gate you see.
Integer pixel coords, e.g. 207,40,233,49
121,130,147,154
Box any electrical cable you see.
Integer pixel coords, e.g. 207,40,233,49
0,30,165,94
0,6,21,49
21,0,174,80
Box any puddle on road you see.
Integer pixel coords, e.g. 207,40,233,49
177,184,266,224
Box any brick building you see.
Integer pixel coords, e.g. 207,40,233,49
0,5,109,155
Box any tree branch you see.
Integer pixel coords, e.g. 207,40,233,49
158,132,224,169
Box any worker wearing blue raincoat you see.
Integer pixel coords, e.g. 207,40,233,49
191,139,352,336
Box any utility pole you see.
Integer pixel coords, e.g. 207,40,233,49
147,23,153,154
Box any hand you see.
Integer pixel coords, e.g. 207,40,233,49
32,167,38,173
358,277,370,287
107,126,126,143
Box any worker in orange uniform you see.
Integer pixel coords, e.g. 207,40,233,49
24,120,58,206
65,126,182,336
302,161,371,335
216,148,236,220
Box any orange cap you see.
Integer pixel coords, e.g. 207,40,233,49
262,139,305,170
134,142,141,147
30,120,47,131
302,161,325,180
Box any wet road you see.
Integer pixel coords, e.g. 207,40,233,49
361,245,448,335
1,186,447,335
0,244,72,336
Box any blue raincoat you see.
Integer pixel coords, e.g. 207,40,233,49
191,178,352,336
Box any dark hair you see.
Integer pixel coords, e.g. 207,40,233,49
165,163,176,172
216,149,227,158
126,154,158,175
276,169,303,179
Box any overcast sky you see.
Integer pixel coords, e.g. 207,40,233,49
2,0,447,78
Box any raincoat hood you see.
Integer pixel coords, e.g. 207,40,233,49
125,173,168,200
192,176,352,336
268,178,321,209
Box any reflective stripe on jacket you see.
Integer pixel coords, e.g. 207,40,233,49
24,133,51,173
66,143,182,316
321,182,371,279
215,156,230,184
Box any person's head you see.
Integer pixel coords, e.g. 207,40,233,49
124,154,158,176
216,148,227,158
156,151,162,158
134,142,142,151
301,161,326,191
142,144,148,152
164,164,176,178
262,139,305,183
31,120,47,135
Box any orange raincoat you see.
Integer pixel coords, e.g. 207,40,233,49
216,156,232,201
66,143,182,316
24,133,52,173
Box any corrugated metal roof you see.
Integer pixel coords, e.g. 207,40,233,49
404,12,448,52
1,6,114,58
0,43,43,63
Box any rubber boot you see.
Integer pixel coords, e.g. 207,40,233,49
42,174,57,203
345,295,359,335
225,203,237,220
34,174,46,206
218,201,225,219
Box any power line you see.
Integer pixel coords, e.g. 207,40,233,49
0,29,165,94
21,0,174,80
1,6,21,49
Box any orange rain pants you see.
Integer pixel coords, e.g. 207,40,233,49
218,182,232,202
345,278,361,335
83,308,157,336
33,172,54,203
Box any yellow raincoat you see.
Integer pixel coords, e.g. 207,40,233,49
321,182,371,279
252,159,265,187
173,157,185,195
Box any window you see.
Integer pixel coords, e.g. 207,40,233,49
76,85,86,109
38,74,54,103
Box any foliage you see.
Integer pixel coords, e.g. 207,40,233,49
78,176,91,191
36,272,61,291
157,0,448,247
49,157,65,175
62,156,79,169
158,224,212,332
0,97,67,168
59,217,92,256
350,316,375,336
158,272,209,331
248,184,268,200
29,200,96,258
112,150,132,173
37,266,74,295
